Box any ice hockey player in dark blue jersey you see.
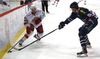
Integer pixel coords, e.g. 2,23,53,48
58,2,98,57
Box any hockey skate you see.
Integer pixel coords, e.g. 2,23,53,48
18,38,24,47
77,46,88,57
46,11,49,13
34,34,40,40
77,51,88,57
19,42,22,47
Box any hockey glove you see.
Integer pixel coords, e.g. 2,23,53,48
59,21,65,29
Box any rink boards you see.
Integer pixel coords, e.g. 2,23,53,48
0,0,42,58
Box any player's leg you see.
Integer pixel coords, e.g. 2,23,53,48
42,1,45,12
53,0,58,7
45,1,49,13
34,24,44,40
19,24,34,46
52,0,56,5
77,19,98,56
85,19,98,48
20,0,24,5
33,18,43,40
85,35,92,48
84,0,86,5
77,26,88,57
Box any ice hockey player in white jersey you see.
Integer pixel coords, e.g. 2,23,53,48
19,5,45,46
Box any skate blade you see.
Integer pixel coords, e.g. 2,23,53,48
77,54,88,57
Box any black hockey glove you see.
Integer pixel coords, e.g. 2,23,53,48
59,21,65,29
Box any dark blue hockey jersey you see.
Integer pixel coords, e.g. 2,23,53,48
65,7,98,24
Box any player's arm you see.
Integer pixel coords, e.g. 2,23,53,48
38,10,45,20
58,12,77,29
64,12,77,24
40,10,45,19
24,17,30,27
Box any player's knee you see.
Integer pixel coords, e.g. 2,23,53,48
79,27,88,36
30,25,34,31
37,28,44,34
78,30,87,37
79,35,85,39
26,27,31,34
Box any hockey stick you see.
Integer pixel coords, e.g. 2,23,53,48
8,28,58,53
7,37,24,53
18,28,58,51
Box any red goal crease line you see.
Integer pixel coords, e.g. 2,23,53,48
0,0,36,18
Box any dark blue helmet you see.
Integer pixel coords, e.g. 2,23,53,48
70,2,79,9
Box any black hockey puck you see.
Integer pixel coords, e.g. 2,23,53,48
7,50,12,53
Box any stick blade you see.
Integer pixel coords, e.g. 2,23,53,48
7,50,12,53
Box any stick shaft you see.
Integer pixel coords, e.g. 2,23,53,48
19,28,58,51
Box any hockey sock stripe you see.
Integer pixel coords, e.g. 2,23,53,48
36,33,40,38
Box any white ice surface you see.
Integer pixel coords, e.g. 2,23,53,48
2,0,100,59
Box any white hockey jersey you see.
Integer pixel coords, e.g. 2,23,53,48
24,9,45,28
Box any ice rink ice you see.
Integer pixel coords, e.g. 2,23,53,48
2,0,100,59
